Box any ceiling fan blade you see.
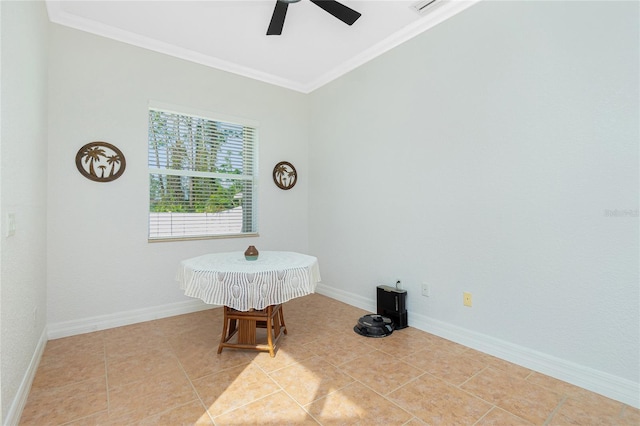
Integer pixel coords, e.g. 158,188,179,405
267,1,289,36
310,0,361,26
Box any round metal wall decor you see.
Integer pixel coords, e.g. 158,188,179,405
75,141,126,182
272,161,297,190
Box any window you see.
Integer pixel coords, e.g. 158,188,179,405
148,106,258,240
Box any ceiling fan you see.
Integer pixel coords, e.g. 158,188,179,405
267,0,362,36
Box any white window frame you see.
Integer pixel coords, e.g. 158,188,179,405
147,101,259,241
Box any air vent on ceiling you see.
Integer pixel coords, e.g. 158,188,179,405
411,0,446,16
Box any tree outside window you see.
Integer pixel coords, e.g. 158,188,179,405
148,108,257,240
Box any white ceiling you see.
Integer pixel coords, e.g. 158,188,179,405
46,0,479,93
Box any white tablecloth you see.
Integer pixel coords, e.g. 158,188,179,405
177,251,321,311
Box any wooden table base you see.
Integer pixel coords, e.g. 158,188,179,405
217,304,287,357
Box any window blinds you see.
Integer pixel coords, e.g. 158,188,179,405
148,109,257,240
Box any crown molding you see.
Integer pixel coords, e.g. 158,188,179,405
46,0,479,94
305,0,479,93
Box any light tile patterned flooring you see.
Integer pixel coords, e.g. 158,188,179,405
21,294,639,425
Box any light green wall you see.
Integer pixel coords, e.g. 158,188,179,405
46,24,310,325
0,1,49,421
309,0,639,386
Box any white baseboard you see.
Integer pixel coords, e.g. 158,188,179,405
315,282,376,313
38,287,640,408
3,327,48,426
315,283,640,408
47,299,215,339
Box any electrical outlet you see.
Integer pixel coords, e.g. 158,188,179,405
463,292,472,307
421,282,430,297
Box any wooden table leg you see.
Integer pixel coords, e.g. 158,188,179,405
217,305,286,357
237,318,257,345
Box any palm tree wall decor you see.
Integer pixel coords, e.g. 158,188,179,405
75,142,126,182
272,161,297,190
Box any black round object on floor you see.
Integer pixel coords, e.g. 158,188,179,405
353,314,394,338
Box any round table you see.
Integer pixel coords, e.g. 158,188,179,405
177,251,321,356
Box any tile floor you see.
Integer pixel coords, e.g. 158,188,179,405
20,294,639,425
